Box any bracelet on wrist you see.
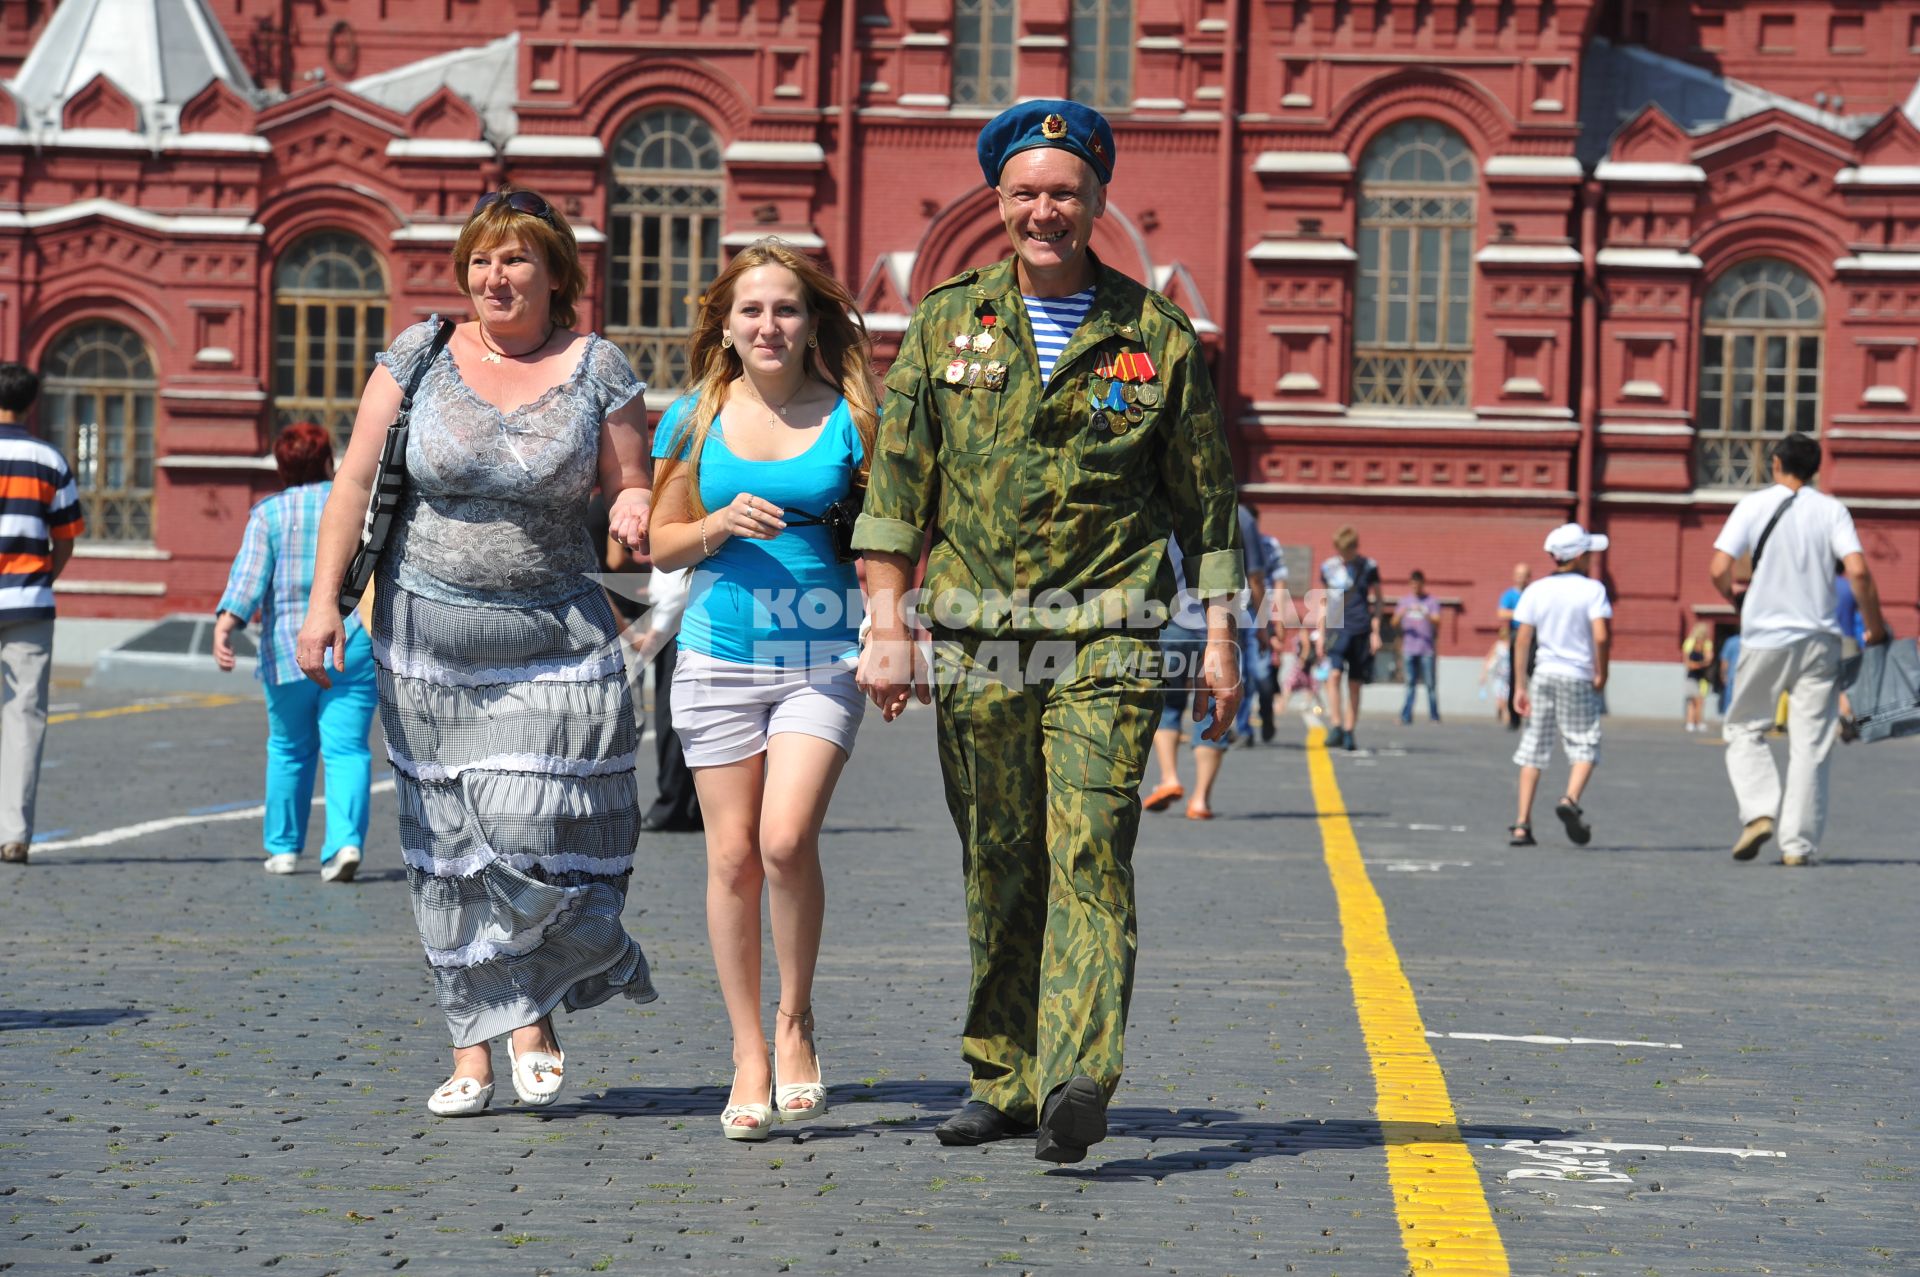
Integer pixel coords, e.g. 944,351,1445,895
699,514,711,558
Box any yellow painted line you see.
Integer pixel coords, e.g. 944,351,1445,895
1306,726,1510,1274
49,693,252,726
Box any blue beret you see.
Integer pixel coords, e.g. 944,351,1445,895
977,99,1115,187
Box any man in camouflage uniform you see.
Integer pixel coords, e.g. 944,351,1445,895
853,99,1245,1163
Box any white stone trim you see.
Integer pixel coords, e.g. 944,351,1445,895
1016,34,1068,48
158,454,277,471
1484,156,1584,178
163,133,271,154
1476,244,1582,265
896,93,952,109
1600,423,1693,435
1836,165,1920,186
1502,376,1547,396
503,135,605,158
1622,379,1664,399
71,544,171,560
1834,252,1920,272
193,347,235,364
0,199,263,236
1247,239,1357,262
900,32,951,47
0,126,29,146
41,128,151,152
1131,98,1186,111
159,388,265,402
722,230,827,250
1138,37,1185,51
54,579,166,596
1277,372,1322,392
1594,161,1707,183
386,138,495,159
1252,151,1353,175
1863,385,1910,405
1597,247,1704,270
722,141,827,165
857,312,911,333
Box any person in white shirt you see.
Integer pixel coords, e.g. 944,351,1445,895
1708,434,1888,867
1508,524,1612,848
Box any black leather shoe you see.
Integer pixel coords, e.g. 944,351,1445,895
1034,1075,1107,1164
934,1101,1035,1146
640,811,702,833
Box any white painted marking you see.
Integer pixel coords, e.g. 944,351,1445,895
1490,1138,1785,1184
33,780,398,853
1431,1031,1684,1049
1406,822,1469,832
1369,859,1477,873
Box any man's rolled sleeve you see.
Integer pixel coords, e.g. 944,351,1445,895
852,315,940,561
1159,321,1245,603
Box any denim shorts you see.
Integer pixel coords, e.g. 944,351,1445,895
1156,630,1229,749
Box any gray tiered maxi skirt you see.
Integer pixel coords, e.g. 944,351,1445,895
373,575,656,1048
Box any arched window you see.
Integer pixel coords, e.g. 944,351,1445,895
1070,0,1132,111
1695,258,1823,488
953,0,1017,108
272,233,388,448
1353,119,1477,409
40,321,157,543
607,107,725,389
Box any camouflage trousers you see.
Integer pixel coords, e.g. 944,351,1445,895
931,631,1160,1125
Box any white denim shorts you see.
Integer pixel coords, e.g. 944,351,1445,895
670,648,865,767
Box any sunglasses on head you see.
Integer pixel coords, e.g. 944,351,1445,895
470,191,558,228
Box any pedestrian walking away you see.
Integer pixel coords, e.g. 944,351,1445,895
1508,524,1612,848
1681,620,1715,734
852,98,1244,1164
1230,503,1274,746
647,240,875,1141
214,422,377,882
1141,529,1253,820
1316,525,1383,752
1394,569,1442,724
296,187,657,1119
1497,562,1531,729
1709,433,1889,867
633,566,703,833
0,362,84,867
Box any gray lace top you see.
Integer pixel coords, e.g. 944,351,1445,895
375,320,645,608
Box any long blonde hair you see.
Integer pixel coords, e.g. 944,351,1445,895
657,239,878,516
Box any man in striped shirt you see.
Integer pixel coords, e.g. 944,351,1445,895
0,362,85,865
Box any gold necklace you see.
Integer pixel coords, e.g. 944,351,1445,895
740,376,807,428
478,323,555,365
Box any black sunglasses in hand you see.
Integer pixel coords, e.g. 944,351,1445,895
470,191,558,228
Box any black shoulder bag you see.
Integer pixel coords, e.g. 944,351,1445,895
1749,489,1798,574
785,485,867,564
337,318,455,614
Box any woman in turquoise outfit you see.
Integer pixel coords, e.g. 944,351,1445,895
648,240,876,1140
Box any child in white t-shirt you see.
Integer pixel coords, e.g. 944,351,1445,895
1508,524,1613,848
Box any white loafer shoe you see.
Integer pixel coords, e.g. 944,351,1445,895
508,1034,565,1107
263,853,297,875
426,1075,493,1117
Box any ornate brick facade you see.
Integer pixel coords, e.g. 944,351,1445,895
2,0,1916,661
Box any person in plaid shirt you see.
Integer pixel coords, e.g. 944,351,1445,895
214,422,377,882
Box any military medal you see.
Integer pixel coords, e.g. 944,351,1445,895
1110,415,1128,435
971,330,994,354
1125,404,1145,425
945,358,968,384
1121,383,1140,406
983,360,1007,391
966,360,983,387
1042,113,1068,140
1137,382,1161,408
1091,409,1110,433
952,334,973,353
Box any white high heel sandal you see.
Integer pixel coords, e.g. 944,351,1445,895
721,1068,774,1142
773,1005,827,1124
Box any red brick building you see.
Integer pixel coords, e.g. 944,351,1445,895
3,0,1917,687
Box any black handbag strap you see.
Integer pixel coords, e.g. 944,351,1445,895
400,318,455,417
1751,489,1798,572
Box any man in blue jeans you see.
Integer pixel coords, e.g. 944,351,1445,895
1395,569,1441,724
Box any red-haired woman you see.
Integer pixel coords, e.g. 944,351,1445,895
649,239,877,1140
215,421,378,882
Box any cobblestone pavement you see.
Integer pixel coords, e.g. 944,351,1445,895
4,679,1916,1276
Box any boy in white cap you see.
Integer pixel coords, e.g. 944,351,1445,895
1508,524,1612,847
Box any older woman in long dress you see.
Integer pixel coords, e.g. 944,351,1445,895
297,189,655,1116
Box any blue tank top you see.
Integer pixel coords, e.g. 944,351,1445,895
652,393,865,667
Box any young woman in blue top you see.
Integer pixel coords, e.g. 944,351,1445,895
648,240,876,1141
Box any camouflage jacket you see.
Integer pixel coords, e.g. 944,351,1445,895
851,254,1244,637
